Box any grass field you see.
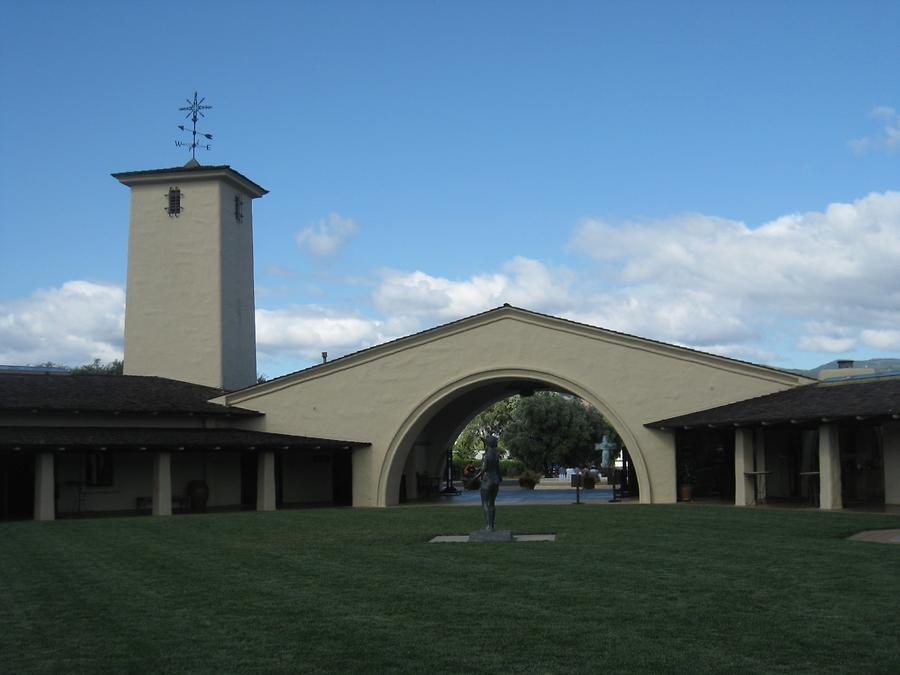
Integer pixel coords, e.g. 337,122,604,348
2,504,899,674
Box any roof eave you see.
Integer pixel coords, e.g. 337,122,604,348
112,165,268,198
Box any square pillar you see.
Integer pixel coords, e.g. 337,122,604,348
34,452,55,521
818,424,842,510
152,452,172,516
257,450,276,511
754,429,767,503
734,428,756,506
884,422,900,506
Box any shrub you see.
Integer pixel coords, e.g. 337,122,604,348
518,469,542,490
500,459,525,477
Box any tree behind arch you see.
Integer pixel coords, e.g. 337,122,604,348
504,392,611,472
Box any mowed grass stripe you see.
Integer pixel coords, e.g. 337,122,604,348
2,505,898,674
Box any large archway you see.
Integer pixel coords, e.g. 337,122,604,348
223,306,809,508
377,368,649,507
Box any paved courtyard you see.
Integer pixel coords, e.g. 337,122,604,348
429,480,619,505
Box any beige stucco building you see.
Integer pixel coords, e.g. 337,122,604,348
217,305,812,508
2,161,898,521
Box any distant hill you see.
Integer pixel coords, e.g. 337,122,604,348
795,358,900,378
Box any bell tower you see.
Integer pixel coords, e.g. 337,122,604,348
113,162,267,390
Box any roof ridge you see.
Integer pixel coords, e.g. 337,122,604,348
235,304,807,394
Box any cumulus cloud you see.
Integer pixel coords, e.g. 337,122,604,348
560,287,755,348
255,305,387,362
861,329,900,351
4,192,899,376
372,256,574,323
357,191,900,363
295,213,359,256
569,191,900,356
0,281,125,366
849,105,900,154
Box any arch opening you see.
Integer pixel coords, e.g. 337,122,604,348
377,368,652,507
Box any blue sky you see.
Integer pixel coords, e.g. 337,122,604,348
1,0,898,376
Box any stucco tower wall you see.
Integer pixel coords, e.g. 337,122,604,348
224,310,809,508
218,184,257,390
121,175,257,390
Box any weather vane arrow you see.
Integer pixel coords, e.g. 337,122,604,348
175,91,213,161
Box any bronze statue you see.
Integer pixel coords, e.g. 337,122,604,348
478,435,502,531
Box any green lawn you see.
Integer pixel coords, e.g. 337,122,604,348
2,505,899,674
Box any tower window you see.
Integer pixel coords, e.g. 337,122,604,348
234,195,244,222
167,188,182,216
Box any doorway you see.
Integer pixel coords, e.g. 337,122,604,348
0,452,35,519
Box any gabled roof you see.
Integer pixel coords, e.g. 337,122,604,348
0,374,261,417
226,304,809,402
0,427,369,452
646,374,900,429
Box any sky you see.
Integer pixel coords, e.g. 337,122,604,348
1,0,898,378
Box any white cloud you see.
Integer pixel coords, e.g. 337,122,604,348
255,305,387,362
861,329,900,351
0,281,125,366
295,213,359,256
372,256,573,323
359,191,900,364
560,287,755,348
5,192,899,377
568,191,900,356
849,105,900,154
797,335,858,353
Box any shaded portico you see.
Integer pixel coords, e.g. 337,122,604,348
648,374,900,510
0,373,367,521
1,427,367,521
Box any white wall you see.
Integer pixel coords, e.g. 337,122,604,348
171,452,241,507
56,452,152,513
55,450,243,513
122,177,257,390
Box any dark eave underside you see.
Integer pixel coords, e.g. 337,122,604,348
646,375,900,430
0,427,370,452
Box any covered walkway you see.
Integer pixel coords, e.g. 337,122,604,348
648,374,900,511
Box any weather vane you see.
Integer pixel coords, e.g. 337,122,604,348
176,91,213,160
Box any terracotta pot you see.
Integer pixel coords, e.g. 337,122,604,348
679,484,694,502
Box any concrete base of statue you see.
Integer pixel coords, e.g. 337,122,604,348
428,532,556,543
468,529,514,542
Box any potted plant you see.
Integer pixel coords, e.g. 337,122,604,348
518,469,542,490
186,479,210,512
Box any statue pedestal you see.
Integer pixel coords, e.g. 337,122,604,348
468,529,513,542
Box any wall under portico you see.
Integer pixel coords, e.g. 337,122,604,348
223,309,809,508
884,421,900,506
